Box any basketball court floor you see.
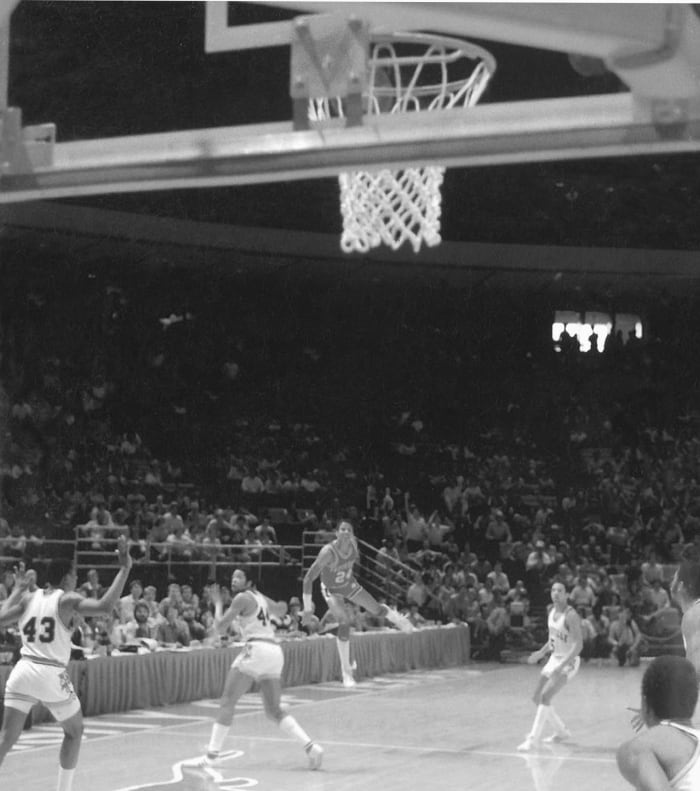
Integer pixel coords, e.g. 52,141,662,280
1,661,649,790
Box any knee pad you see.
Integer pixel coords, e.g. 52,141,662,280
337,624,351,641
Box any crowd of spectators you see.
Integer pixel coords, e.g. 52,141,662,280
0,254,698,661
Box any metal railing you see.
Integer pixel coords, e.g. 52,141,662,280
300,530,417,606
73,529,303,579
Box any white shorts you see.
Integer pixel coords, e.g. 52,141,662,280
542,655,580,681
4,658,81,721
232,640,284,680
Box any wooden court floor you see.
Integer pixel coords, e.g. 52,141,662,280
0,660,655,791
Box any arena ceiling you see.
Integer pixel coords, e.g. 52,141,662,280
2,1,700,296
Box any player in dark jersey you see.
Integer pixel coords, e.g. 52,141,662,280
302,520,413,687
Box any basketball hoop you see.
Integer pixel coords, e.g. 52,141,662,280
309,32,496,254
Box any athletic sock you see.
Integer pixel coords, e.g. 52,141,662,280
279,714,312,746
529,704,549,742
57,767,75,791
208,722,230,754
336,637,353,675
547,705,568,734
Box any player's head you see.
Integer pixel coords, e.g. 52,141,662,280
230,568,249,592
641,655,698,725
44,557,76,589
550,580,567,604
336,521,354,540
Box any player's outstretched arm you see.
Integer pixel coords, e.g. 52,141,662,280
210,585,247,632
72,535,133,617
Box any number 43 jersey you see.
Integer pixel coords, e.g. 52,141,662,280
19,589,73,666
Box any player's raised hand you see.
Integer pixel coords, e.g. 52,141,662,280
116,535,133,571
209,584,222,607
627,707,645,732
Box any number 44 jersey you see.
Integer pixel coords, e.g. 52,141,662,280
236,590,276,642
19,589,74,666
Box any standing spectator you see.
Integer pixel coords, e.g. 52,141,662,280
587,604,613,662
403,494,428,553
426,511,453,551
484,592,509,660
484,509,512,565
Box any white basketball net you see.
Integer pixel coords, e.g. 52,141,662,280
309,33,495,254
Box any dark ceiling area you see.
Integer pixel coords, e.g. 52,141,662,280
4,1,700,256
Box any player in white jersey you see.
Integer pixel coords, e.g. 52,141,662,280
197,568,323,770
0,536,132,791
671,550,700,677
618,655,700,790
517,580,583,751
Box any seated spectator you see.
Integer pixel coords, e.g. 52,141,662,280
80,568,105,600
526,540,553,570
181,604,206,642
156,604,190,646
640,551,664,587
159,583,184,617
507,589,529,628
142,585,160,619
587,604,613,662
406,571,429,610
90,613,121,655
609,606,644,667
487,561,510,597
181,583,200,615
478,578,496,610
123,601,157,642
570,575,597,610
640,579,679,637
118,579,144,624
165,522,196,561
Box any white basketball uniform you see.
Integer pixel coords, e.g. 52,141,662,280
4,588,80,720
660,721,700,790
231,590,284,680
542,605,581,680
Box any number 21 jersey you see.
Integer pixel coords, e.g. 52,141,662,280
19,589,73,666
